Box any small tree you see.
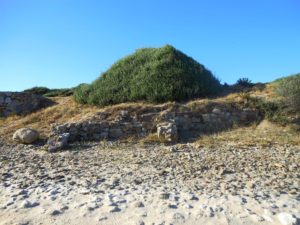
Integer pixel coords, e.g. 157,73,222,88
235,78,253,88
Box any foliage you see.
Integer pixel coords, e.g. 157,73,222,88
43,88,74,97
73,83,91,104
276,73,300,110
235,78,254,88
74,45,222,106
239,92,288,124
24,87,50,95
24,87,74,97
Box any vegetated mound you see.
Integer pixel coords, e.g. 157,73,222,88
74,45,222,106
24,86,74,97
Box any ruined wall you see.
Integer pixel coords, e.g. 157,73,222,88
0,92,53,117
50,105,260,142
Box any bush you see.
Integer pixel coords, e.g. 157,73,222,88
276,73,300,110
24,87,50,95
73,83,91,104
24,87,74,97
235,78,254,87
74,45,222,106
43,88,74,97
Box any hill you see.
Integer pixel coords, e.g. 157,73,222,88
74,45,222,106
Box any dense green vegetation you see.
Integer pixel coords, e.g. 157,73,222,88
74,45,222,106
276,73,300,110
24,86,74,97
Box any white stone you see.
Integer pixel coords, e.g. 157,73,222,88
21,200,39,208
157,122,178,142
212,108,223,114
278,213,298,225
13,128,39,144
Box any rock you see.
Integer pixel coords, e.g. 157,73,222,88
159,193,170,200
134,201,145,208
109,206,121,213
13,128,39,144
4,97,12,104
136,220,145,225
157,122,178,142
109,128,123,138
47,133,70,152
0,96,5,104
16,222,30,225
212,108,223,114
278,213,299,225
50,209,62,216
120,110,129,118
0,92,53,117
21,200,39,208
99,216,108,221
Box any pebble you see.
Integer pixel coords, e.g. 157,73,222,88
160,193,170,200
109,206,121,213
21,200,39,208
135,201,145,208
278,213,299,225
50,209,62,216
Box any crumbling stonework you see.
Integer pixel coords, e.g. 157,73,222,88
49,103,260,146
0,92,53,117
157,123,178,142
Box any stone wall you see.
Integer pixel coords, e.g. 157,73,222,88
50,104,260,143
0,92,53,117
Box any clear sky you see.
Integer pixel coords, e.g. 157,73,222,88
0,0,299,91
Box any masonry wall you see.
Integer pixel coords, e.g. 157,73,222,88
50,106,260,142
0,92,53,117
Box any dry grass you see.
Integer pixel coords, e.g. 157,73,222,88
1,83,296,147
195,120,300,148
0,97,99,142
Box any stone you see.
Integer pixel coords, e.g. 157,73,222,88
278,213,299,225
157,122,178,142
134,201,145,208
4,97,12,104
109,206,121,213
21,200,39,208
159,193,170,200
0,92,53,117
47,133,70,152
120,110,129,117
50,209,62,216
202,114,214,123
0,96,4,104
212,108,223,114
13,128,39,144
109,128,123,138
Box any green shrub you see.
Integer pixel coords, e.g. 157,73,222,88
74,45,222,106
24,87,50,95
24,87,74,97
44,88,74,97
73,83,91,104
276,73,300,110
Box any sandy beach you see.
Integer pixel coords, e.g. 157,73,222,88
1,141,299,225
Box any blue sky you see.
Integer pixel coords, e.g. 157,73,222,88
0,0,299,91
